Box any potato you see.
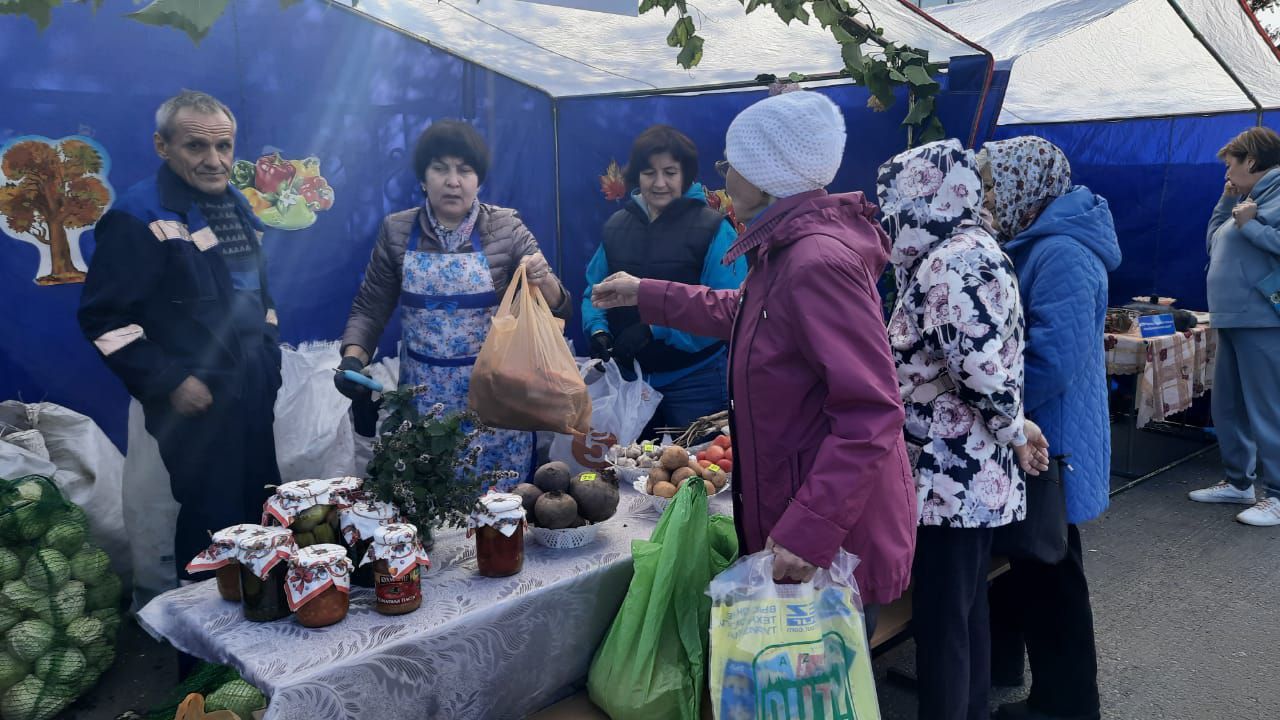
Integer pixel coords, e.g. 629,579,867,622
660,446,690,472
646,467,671,494
671,467,697,486
706,468,728,490
652,481,678,498
703,479,716,496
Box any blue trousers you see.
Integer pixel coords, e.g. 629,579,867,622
1214,328,1280,498
650,358,729,433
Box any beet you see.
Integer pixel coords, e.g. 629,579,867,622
568,473,620,524
533,462,572,493
512,483,543,517
534,491,579,530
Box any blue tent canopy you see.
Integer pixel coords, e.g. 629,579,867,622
0,1,992,448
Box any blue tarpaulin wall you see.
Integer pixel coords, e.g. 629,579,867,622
555,54,993,348
0,1,989,449
990,111,1267,310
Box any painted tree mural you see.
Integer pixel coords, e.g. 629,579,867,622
0,136,114,285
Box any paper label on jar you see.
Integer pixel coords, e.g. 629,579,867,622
375,567,421,606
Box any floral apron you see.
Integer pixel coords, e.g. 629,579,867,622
399,210,532,492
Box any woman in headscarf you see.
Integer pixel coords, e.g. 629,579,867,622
979,136,1120,720
877,139,1047,720
335,120,571,489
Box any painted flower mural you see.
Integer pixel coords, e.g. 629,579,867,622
230,152,335,231
0,135,114,285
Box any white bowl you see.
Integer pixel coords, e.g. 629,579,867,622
529,522,600,549
631,477,731,514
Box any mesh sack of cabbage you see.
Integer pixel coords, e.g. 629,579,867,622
0,476,122,720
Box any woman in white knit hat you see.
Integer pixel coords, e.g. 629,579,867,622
593,90,917,632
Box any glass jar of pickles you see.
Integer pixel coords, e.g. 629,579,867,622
185,523,266,602
263,479,341,548
237,527,298,622
286,544,353,628
360,523,430,616
340,501,400,588
467,493,526,578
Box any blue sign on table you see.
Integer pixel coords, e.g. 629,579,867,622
1138,313,1176,338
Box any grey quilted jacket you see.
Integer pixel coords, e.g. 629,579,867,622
341,204,572,356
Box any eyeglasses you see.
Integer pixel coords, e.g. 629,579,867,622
715,160,731,178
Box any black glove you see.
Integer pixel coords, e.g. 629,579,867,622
589,332,614,361
611,325,653,365
334,355,371,401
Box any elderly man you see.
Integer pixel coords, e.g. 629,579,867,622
79,90,282,580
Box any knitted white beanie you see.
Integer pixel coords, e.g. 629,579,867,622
725,91,846,199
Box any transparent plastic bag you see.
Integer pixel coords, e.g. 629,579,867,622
468,264,590,435
549,358,662,475
708,548,880,720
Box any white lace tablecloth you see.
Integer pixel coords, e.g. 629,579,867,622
138,488,735,720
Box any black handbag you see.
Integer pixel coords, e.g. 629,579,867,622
992,455,1069,564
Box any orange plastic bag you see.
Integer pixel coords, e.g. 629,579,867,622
468,264,591,435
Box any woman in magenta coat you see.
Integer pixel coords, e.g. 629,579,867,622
592,90,916,615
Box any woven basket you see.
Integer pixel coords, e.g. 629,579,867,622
529,522,600,549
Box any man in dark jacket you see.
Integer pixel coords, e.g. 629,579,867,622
79,90,282,580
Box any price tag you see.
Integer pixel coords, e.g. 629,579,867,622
578,473,598,482
642,443,657,453
707,464,722,474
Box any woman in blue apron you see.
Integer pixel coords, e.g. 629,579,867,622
336,120,573,490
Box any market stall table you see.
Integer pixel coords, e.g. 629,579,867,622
1105,323,1217,429
138,489,734,720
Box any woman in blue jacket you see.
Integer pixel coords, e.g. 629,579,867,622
979,136,1121,720
1188,127,1280,527
582,125,746,431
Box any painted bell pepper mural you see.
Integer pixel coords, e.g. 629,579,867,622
230,152,334,231
0,135,114,285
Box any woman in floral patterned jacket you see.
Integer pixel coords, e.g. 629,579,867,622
877,139,1047,720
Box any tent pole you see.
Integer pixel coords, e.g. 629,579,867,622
1166,0,1264,126
552,99,564,277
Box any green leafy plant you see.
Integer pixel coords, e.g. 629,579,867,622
365,386,517,536
645,0,948,146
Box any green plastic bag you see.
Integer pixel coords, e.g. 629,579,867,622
588,479,738,720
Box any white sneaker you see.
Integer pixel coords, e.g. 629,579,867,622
1237,498,1280,527
1188,482,1256,505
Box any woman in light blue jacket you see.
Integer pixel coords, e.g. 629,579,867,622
1189,127,1280,527
979,136,1120,720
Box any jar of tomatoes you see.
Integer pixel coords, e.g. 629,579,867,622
467,493,526,578
237,527,298,622
185,523,265,602
340,501,400,588
286,544,353,628
263,478,341,548
361,523,431,616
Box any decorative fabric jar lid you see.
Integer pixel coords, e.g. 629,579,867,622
467,493,526,538
263,479,335,526
236,527,298,580
285,543,353,611
326,477,364,509
185,523,265,574
360,523,431,580
340,501,400,545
